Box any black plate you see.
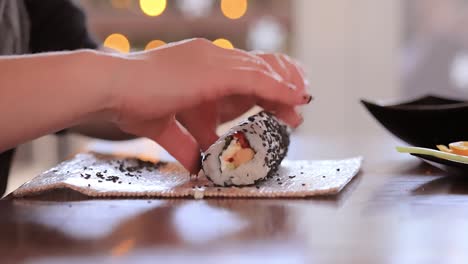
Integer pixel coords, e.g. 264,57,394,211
411,153,468,176
361,95,468,148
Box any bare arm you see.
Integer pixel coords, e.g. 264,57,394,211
65,46,137,140
0,39,310,173
0,50,116,151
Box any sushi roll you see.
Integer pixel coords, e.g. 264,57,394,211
202,111,290,186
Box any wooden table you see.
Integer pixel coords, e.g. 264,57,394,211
1,133,468,264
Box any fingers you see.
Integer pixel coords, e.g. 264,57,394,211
273,107,303,128
177,102,219,151
219,95,256,123
216,50,308,127
255,53,308,92
259,99,303,128
219,67,312,106
208,47,312,107
149,117,202,174
281,54,309,90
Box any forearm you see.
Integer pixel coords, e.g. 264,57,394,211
0,50,118,152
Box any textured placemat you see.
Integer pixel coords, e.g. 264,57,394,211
12,153,362,199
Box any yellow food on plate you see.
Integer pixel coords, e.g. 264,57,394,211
437,141,468,156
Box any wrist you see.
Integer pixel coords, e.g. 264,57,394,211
76,50,127,123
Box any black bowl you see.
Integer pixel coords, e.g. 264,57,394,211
361,95,468,148
411,153,468,176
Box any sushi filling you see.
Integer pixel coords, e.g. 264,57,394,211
220,132,255,171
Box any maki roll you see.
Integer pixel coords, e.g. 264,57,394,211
202,111,290,186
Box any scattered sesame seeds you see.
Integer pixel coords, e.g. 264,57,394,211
105,176,120,183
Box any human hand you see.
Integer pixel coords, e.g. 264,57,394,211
177,52,309,151
108,38,311,174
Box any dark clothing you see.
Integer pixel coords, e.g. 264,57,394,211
0,0,98,196
25,0,97,52
0,150,14,196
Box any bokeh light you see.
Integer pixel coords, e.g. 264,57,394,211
221,0,248,20
247,16,286,52
110,0,132,9
213,38,234,49
145,40,167,50
177,0,214,19
103,33,131,53
140,0,167,17
450,52,468,90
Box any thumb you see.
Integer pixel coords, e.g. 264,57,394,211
149,116,202,174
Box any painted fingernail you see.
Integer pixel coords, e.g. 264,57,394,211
303,94,313,104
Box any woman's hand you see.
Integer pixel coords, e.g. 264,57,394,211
0,39,309,172
109,38,311,174
176,52,309,150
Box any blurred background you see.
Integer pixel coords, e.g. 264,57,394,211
6,0,468,194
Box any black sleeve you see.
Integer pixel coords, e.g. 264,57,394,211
0,149,15,197
24,0,98,53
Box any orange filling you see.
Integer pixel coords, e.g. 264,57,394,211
437,142,468,156
221,132,255,170
226,148,255,168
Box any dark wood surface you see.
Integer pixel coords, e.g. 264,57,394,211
2,133,468,264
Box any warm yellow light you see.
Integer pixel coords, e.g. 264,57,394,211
145,40,166,50
139,0,166,17
103,33,130,53
221,0,247,20
213,38,234,49
110,0,131,9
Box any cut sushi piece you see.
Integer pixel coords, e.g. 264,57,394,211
202,111,290,186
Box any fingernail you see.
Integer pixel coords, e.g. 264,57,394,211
303,94,313,104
